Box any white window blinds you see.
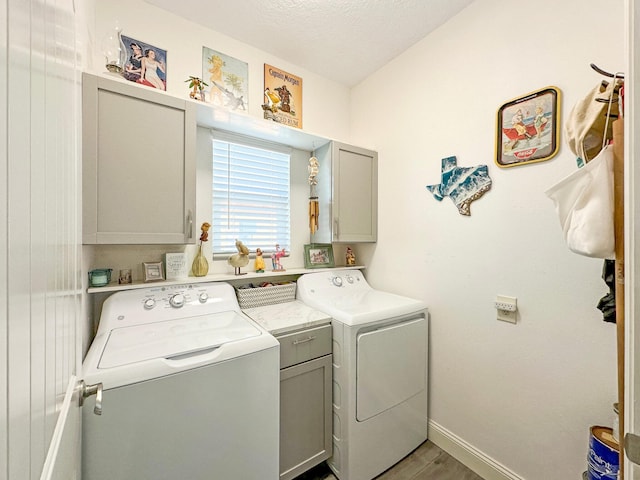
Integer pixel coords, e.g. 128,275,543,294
212,133,291,254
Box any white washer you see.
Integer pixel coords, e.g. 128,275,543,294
82,282,280,480
297,269,428,480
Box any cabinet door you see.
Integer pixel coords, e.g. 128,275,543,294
332,142,377,242
280,354,332,480
82,73,196,244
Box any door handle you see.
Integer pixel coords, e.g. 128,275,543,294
293,336,316,345
186,210,193,240
79,380,103,416
626,433,640,465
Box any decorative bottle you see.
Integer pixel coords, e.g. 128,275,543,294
192,222,211,277
192,244,209,277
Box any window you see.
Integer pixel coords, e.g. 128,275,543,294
211,132,291,254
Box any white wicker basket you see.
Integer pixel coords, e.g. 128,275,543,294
235,282,297,309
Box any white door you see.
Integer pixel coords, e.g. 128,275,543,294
626,0,640,478
0,1,84,479
40,378,83,480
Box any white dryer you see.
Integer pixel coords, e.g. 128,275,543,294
82,282,280,480
297,269,428,480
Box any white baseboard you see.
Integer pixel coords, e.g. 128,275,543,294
427,420,525,480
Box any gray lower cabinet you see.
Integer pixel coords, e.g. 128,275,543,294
82,73,196,244
276,325,332,480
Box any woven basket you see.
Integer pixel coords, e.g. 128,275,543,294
235,282,296,309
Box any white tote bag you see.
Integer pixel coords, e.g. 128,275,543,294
545,144,615,259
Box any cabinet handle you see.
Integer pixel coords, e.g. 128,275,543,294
334,219,339,240
186,211,193,240
293,335,316,345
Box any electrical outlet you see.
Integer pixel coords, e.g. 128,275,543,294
495,302,516,311
495,295,517,324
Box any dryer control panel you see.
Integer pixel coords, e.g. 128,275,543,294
297,269,427,327
300,269,368,292
297,270,370,299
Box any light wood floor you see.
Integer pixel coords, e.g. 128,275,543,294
295,440,484,480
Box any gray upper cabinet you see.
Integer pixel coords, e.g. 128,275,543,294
82,73,196,244
315,141,378,243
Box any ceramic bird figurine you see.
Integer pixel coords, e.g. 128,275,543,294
228,239,250,275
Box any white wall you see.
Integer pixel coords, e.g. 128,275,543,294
350,0,623,478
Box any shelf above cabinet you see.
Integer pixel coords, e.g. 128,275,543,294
194,100,331,151
87,265,365,294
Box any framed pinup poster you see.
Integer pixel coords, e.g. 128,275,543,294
263,64,303,129
496,86,561,167
121,35,167,91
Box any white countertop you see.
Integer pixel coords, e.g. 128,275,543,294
242,300,332,336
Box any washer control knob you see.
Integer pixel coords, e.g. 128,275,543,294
198,292,209,303
169,293,185,308
143,298,156,310
332,276,343,287
346,275,354,284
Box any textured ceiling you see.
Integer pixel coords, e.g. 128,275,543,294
144,0,475,87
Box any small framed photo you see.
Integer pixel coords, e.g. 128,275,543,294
496,86,561,168
304,244,335,269
143,262,165,282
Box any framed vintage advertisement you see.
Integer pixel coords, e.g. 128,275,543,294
202,47,248,111
263,64,303,129
304,244,334,269
496,86,561,167
121,35,167,91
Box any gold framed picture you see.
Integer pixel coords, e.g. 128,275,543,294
496,86,561,167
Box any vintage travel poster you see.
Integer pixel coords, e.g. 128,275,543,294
263,64,302,129
202,47,248,111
